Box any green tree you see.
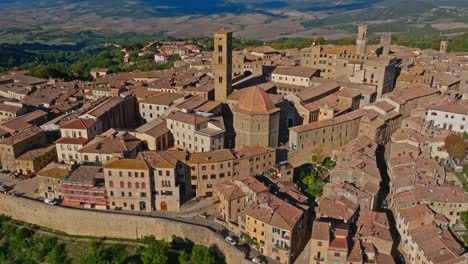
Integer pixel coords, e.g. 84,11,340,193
141,239,169,264
177,250,189,264
315,36,326,45
48,243,69,264
190,245,216,264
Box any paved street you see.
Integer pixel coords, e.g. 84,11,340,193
0,172,39,197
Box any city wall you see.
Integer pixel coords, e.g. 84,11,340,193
0,195,249,264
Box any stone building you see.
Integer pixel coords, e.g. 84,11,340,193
233,87,280,148
356,24,368,56
0,127,47,171
188,149,235,198
37,163,71,200
138,151,192,212
15,144,57,175
288,110,364,165
134,119,173,151
244,192,308,264
232,146,277,177
213,29,233,103
78,129,142,165
80,96,138,131
103,159,153,212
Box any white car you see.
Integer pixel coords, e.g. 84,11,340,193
225,236,237,246
44,198,58,205
252,257,265,264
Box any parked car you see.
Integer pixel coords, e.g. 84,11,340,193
44,198,58,205
225,236,237,246
252,257,266,264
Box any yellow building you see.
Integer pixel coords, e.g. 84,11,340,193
15,145,57,175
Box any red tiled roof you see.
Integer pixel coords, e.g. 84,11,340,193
60,118,97,130
54,137,88,145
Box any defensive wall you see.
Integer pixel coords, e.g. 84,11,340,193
0,194,249,264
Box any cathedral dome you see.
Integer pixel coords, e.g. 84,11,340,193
234,86,279,115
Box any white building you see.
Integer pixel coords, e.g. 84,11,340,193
271,66,319,87
166,111,225,153
426,102,468,133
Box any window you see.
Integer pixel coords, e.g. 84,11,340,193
333,253,340,257
109,181,113,187
140,172,144,178
318,241,322,246
110,191,114,196
128,182,132,188
141,182,146,189
120,181,124,188
135,182,140,188
218,76,223,83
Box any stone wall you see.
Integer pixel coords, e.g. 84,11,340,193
0,195,249,264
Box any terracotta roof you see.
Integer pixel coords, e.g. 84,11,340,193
167,111,209,125
54,137,88,145
0,110,47,132
102,159,149,170
234,176,269,194
245,192,304,230
176,95,208,110
16,144,55,161
272,66,319,78
188,149,235,163
135,118,170,139
60,118,97,130
139,92,184,106
311,221,330,241
37,163,70,179
428,101,468,116
0,127,44,145
233,86,279,115
217,183,245,201
399,204,433,223
65,166,103,183
138,151,178,169
79,130,141,154
233,146,275,159
317,196,358,222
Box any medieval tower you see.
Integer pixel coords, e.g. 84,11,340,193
380,33,391,57
440,41,448,54
356,24,368,56
213,29,233,103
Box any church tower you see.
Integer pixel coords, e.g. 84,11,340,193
213,29,233,103
356,24,368,56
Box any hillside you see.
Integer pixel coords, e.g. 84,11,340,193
0,0,467,43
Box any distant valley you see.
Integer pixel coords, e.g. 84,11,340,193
0,0,467,44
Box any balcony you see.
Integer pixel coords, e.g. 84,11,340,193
273,243,290,251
